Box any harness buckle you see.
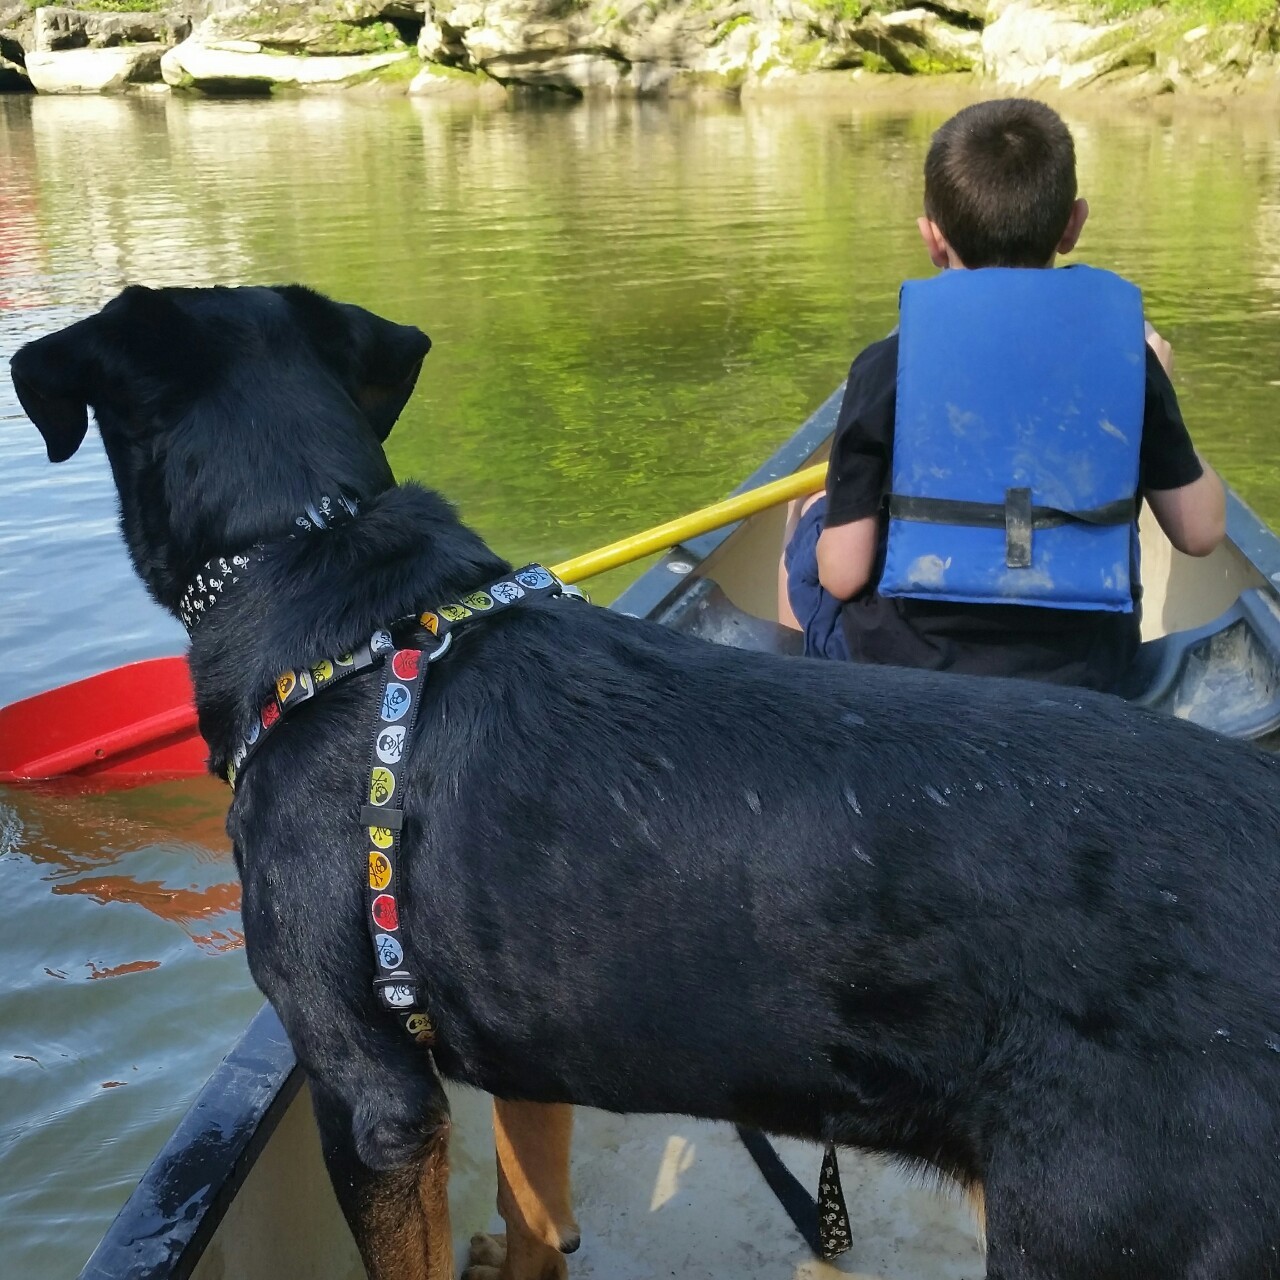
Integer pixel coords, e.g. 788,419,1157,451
373,973,419,1009
425,631,453,663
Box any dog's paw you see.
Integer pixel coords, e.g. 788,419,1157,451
465,1232,506,1273
463,1231,569,1280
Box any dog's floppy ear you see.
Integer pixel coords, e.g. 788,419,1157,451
349,308,431,443
274,285,431,442
9,286,192,463
10,320,99,463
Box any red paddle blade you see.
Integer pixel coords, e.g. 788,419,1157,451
0,657,207,784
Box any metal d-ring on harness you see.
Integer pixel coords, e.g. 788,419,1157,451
224,563,579,1046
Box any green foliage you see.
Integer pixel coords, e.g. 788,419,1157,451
802,0,903,21
857,47,895,71
25,0,159,9
344,52,419,84
711,13,753,45
414,60,489,80
1091,0,1276,21
782,35,828,69
807,0,865,20
227,7,409,53
325,19,407,53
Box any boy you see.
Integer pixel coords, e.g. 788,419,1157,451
781,98,1225,692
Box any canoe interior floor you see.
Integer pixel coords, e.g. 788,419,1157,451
194,1080,985,1280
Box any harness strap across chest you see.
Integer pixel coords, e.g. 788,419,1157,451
226,564,574,1046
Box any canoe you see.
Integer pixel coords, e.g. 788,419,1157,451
77,387,1280,1280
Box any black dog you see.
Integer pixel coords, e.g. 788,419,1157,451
13,284,1280,1280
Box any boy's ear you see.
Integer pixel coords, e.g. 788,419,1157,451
274,286,431,442
9,319,100,463
1056,198,1089,257
917,217,953,271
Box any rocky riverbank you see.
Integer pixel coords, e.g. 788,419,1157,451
1,0,1277,98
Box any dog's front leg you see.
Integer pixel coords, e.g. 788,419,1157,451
495,1099,580,1257
313,1085,454,1280
465,1099,580,1280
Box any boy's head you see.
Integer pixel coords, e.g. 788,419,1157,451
919,98,1087,271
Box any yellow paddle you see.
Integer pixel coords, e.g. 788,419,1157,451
549,461,827,585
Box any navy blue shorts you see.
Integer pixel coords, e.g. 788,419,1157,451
782,497,849,662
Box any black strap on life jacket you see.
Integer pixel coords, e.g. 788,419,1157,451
888,491,1136,570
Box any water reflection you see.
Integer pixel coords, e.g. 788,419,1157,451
0,775,254,1277
5,94,1280,624
2,89,1280,1276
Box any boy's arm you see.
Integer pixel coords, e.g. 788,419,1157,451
816,338,897,601
1145,458,1225,558
1139,331,1226,558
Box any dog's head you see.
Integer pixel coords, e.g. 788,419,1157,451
9,284,431,611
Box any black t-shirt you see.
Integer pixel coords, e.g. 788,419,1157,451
824,333,1203,692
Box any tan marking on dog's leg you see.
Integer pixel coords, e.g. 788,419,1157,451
466,1231,507,1271
494,1099,579,1252
358,1122,455,1280
968,1180,987,1247
420,1122,455,1279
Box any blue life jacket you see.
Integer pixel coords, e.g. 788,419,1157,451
879,265,1145,613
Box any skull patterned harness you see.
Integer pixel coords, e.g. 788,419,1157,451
179,495,581,1047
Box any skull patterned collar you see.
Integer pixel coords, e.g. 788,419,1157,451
223,563,582,1048
177,493,359,632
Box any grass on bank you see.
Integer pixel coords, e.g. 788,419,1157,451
25,0,159,11
16,0,1279,37
1094,0,1275,20
801,0,1276,25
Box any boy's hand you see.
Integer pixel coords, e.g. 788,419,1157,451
1145,321,1174,379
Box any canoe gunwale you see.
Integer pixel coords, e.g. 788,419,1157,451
1227,487,1280,592
77,1005,301,1280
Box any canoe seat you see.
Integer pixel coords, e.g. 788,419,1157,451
1122,588,1280,741
657,578,805,657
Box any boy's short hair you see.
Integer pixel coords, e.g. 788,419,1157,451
924,99,1077,269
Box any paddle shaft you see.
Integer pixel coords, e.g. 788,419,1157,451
551,460,826,585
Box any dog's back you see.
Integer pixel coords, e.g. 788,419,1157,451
447,608,1280,1277
224,538,1280,1276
